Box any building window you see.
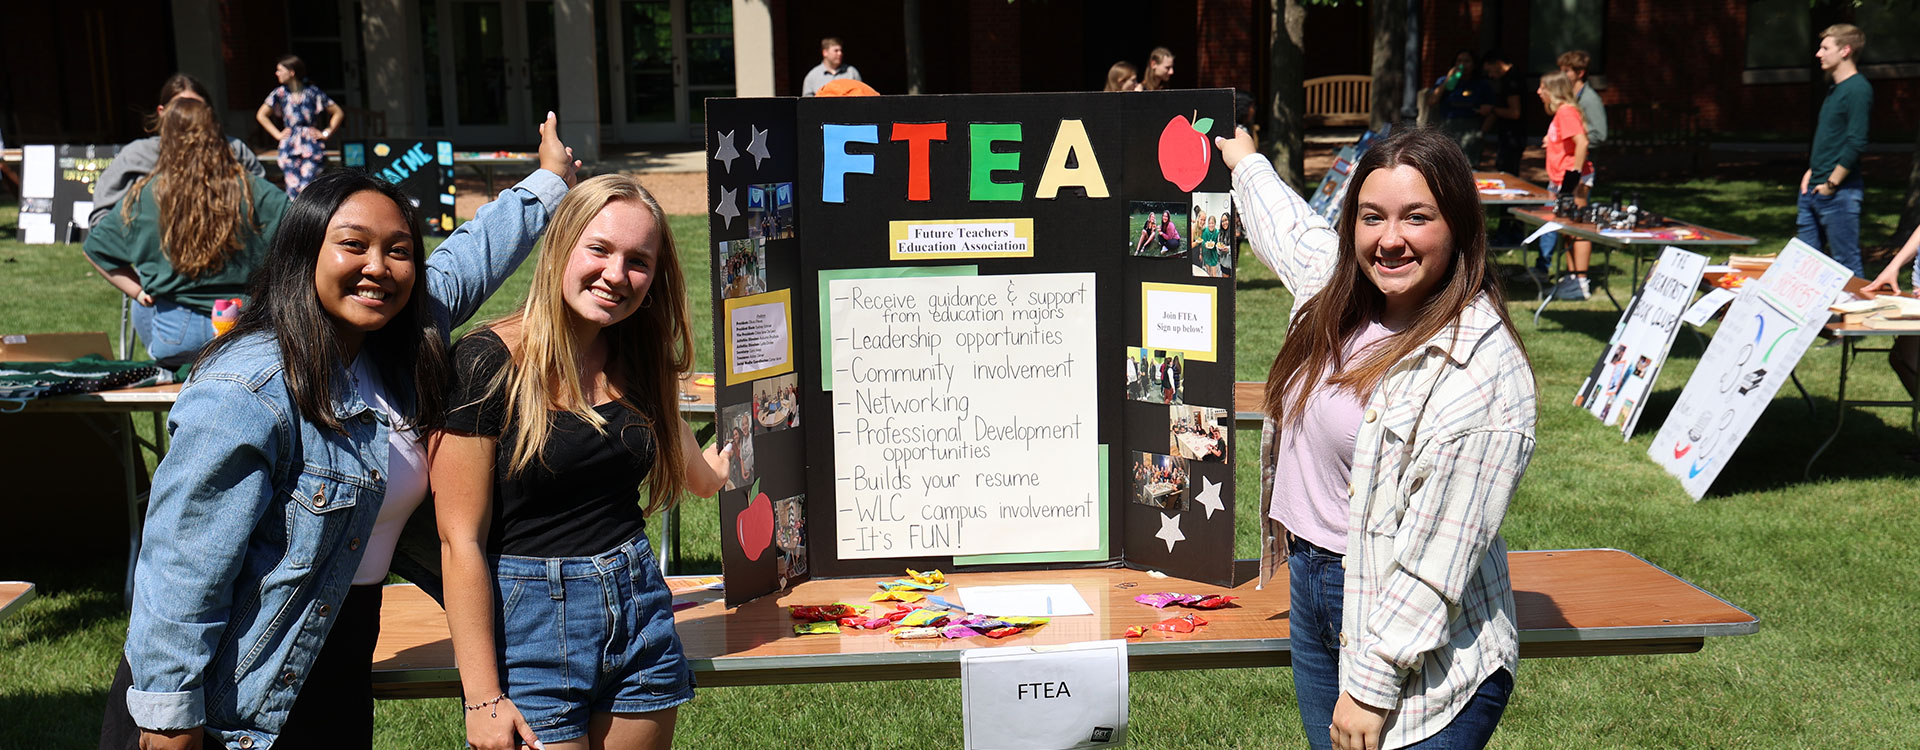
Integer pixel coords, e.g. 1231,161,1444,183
1852,3,1920,65
1745,0,1811,71
1528,0,1604,75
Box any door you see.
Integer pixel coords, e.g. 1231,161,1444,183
604,0,734,143
432,0,554,145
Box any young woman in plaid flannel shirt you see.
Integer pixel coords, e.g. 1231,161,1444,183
1218,126,1537,750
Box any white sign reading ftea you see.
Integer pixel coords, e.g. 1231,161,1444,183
828,273,1099,558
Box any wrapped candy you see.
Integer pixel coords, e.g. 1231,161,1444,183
1123,626,1148,638
984,626,1026,639
789,604,860,622
997,616,1050,628
860,616,896,630
898,609,950,627
941,624,983,639
890,626,944,640
793,621,841,635
907,568,946,585
1150,613,1208,633
869,590,927,603
1188,595,1239,610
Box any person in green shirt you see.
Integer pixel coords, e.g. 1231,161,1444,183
83,97,287,366
1798,23,1873,278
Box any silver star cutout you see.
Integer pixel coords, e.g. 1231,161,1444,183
1194,476,1224,519
1155,512,1185,553
713,130,740,173
713,186,740,228
746,125,771,167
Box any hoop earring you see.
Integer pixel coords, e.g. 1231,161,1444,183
640,295,653,309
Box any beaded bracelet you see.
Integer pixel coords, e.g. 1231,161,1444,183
464,692,508,718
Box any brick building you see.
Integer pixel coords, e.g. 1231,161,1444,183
2,0,1914,159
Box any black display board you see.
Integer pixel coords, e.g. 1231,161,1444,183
17,144,120,243
344,139,456,235
707,91,1238,606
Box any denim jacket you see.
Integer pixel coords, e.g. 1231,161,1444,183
124,170,566,747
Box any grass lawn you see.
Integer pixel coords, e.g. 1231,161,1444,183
2,177,1918,748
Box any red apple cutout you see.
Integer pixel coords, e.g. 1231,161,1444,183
736,478,774,561
1158,114,1216,192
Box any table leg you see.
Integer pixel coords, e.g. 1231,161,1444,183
1789,370,1816,420
1805,338,1853,478
1599,245,1623,311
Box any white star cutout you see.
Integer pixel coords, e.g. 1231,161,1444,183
1194,476,1224,519
746,125,771,167
1155,512,1185,552
712,130,739,173
713,186,740,228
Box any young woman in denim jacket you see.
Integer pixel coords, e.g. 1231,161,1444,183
101,115,579,750
1220,126,1537,750
433,175,727,750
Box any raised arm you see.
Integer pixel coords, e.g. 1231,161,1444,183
255,102,284,143
424,113,579,331
125,376,284,738
1214,127,1343,302
680,419,731,498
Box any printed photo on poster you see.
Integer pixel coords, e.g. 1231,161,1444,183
719,402,757,491
719,238,768,299
1189,192,1235,278
747,182,797,240
1130,450,1189,511
752,372,800,433
1169,404,1228,462
1125,346,1184,405
1128,200,1190,258
775,495,808,586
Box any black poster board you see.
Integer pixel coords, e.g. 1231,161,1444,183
18,144,120,243
707,91,1237,606
344,139,456,235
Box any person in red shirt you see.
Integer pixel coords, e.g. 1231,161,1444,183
1537,71,1594,300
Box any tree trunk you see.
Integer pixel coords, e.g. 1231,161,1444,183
903,0,926,95
1369,0,1407,131
1266,0,1307,191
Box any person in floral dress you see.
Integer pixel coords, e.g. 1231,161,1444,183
254,55,343,198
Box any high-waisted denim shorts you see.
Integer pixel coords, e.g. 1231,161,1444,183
493,535,694,743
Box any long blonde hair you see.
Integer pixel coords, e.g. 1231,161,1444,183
486,174,693,517
1539,71,1579,115
123,98,258,279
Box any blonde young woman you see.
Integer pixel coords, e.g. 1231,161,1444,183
434,175,729,750
1535,71,1595,300
1219,124,1535,750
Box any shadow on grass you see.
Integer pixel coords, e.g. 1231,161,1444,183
1236,278,1286,292
1632,388,1920,498
0,687,110,745
1530,308,1628,343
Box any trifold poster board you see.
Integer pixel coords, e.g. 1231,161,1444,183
343,139,456,235
1574,246,1707,438
707,91,1239,605
17,144,120,244
1648,239,1849,500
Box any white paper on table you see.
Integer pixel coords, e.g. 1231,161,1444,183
1598,230,1657,238
1682,288,1737,327
1703,265,1736,274
1523,221,1563,245
956,584,1094,617
22,145,55,198
1479,188,1531,196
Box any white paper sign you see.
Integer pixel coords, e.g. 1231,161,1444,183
729,300,790,375
1649,240,1850,499
1573,247,1707,438
1142,286,1215,358
22,145,56,198
1682,288,1738,328
962,640,1128,750
956,584,1094,617
1523,220,1564,246
828,273,1098,558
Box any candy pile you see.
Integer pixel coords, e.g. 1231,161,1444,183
1132,592,1239,610
786,570,1050,640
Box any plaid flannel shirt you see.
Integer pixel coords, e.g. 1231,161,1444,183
1234,154,1536,748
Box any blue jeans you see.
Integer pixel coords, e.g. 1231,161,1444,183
1290,536,1514,750
494,534,694,744
1289,536,1345,750
1796,175,1865,278
129,297,214,363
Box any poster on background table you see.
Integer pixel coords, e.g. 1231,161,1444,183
1648,239,1849,500
16,144,120,244
343,139,455,235
706,90,1238,606
1574,246,1707,438
1305,126,1384,225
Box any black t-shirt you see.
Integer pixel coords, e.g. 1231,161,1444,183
1491,74,1525,136
444,329,656,558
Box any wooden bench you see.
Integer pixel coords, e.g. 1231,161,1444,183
1304,75,1372,128
370,549,1756,697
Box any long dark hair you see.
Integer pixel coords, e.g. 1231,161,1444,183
124,98,257,278
200,171,450,434
1263,126,1524,423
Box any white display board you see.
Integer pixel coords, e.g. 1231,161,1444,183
1649,240,1850,499
828,273,1099,557
961,639,1128,750
1575,246,1708,438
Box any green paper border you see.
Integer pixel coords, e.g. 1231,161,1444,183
816,265,978,389
952,445,1110,566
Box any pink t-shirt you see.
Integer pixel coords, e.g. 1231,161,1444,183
1266,319,1396,554
1544,104,1592,181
